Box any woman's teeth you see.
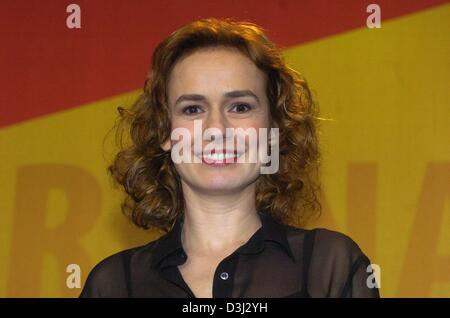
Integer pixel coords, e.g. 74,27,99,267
203,153,237,161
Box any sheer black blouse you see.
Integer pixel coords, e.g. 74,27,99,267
79,212,380,298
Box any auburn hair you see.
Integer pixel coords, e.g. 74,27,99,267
108,18,323,232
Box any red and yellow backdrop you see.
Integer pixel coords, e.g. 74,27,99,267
0,0,449,297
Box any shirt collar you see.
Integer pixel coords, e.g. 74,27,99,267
151,212,296,268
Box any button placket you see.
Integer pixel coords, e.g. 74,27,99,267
212,255,239,298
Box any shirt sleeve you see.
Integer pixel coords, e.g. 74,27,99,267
307,229,381,298
339,253,380,298
79,251,129,298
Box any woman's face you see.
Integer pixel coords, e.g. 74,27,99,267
165,47,271,195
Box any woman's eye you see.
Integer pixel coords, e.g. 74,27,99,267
182,105,203,115
230,103,252,113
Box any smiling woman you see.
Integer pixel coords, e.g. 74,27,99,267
79,17,380,298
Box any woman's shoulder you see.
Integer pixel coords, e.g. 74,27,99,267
284,225,379,297
284,225,369,263
79,239,160,297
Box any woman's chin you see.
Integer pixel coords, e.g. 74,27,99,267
176,163,261,193
195,177,245,193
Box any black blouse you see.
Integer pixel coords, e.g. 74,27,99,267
79,212,380,298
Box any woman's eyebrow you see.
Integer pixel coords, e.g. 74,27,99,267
224,90,260,103
175,90,260,106
175,94,206,105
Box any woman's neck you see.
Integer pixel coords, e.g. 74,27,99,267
180,182,262,257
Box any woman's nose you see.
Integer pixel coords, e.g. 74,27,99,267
203,107,228,138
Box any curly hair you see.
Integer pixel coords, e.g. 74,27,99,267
108,18,323,232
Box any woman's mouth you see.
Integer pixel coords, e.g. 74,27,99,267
197,150,244,167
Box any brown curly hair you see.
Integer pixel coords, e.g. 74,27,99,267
108,18,323,232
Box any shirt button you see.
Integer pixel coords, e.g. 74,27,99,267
220,272,229,280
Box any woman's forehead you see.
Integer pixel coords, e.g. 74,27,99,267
167,48,267,99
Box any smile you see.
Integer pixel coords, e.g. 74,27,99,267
196,150,244,166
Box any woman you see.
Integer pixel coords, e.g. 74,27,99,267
80,18,380,298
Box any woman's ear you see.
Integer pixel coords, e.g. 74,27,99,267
161,138,171,152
